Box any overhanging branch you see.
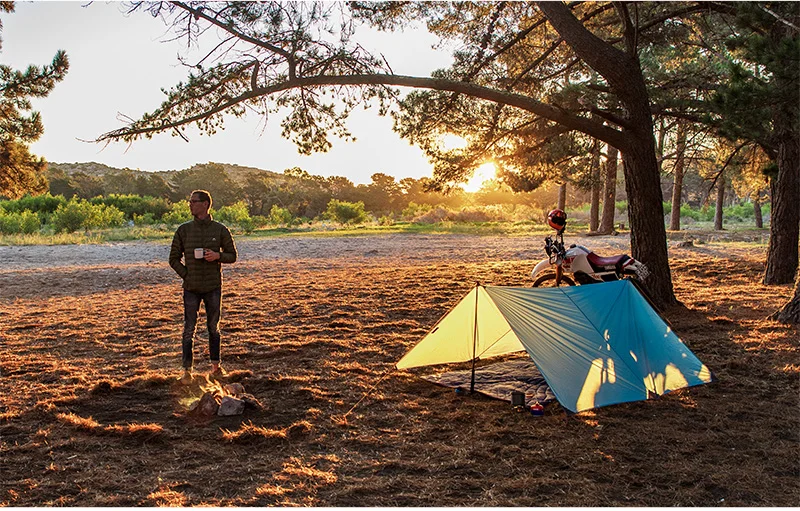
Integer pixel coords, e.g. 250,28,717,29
97,73,630,151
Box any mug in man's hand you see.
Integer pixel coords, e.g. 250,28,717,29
194,248,205,259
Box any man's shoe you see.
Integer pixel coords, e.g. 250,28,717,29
179,369,193,384
209,365,226,380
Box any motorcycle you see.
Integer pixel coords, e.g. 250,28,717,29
530,230,650,287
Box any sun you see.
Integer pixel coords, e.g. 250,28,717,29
462,162,497,193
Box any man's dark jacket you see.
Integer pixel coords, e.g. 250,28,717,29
169,216,237,293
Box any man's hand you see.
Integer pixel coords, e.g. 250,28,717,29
204,249,221,262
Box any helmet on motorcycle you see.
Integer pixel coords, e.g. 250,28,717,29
547,208,567,231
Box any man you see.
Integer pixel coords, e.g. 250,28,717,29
169,190,237,383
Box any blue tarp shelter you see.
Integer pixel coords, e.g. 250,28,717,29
397,280,715,413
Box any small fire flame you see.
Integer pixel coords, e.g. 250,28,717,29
177,378,232,410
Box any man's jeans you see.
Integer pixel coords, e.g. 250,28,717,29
182,287,222,370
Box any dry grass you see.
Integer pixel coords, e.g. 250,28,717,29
0,239,797,506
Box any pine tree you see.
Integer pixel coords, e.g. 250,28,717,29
709,3,800,285
0,1,69,199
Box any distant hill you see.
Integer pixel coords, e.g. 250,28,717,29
181,162,284,185
47,161,283,185
48,161,139,177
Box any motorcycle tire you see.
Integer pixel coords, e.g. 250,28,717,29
532,272,576,288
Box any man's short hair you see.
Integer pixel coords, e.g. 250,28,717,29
191,190,212,208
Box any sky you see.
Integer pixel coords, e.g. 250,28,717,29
2,1,496,187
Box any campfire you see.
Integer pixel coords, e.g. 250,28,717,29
180,378,262,418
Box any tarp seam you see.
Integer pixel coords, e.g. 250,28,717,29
484,287,586,409
558,281,646,393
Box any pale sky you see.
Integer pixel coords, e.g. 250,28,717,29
3,1,465,186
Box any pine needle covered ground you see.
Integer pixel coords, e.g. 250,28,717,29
0,234,797,506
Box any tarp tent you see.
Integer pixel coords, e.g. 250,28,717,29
397,280,715,413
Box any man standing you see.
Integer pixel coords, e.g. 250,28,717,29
169,190,237,383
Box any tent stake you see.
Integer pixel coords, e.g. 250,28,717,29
470,282,480,394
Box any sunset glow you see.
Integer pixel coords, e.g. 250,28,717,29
462,162,497,193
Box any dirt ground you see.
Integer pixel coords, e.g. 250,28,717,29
0,233,797,506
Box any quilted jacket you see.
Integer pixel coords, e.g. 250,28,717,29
169,216,237,292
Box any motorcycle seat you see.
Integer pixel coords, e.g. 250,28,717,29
587,252,629,267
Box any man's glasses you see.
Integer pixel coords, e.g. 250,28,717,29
189,199,206,204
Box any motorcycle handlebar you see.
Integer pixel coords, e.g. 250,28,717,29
543,235,565,264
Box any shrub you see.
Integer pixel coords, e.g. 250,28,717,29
413,206,450,224
91,194,170,221
699,205,714,222
132,212,157,226
723,203,754,220
52,201,93,233
0,193,67,215
95,204,126,229
401,202,433,220
451,209,491,222
324,199,368,225
488,204,540,223
162,201,192,225
268,204,293,226
0,209,40,234
251,215,270,228
216,201,252,227
679,203,701,221
51,199,125,233
238,217,255,233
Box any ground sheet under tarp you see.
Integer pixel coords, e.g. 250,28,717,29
422,359,556,406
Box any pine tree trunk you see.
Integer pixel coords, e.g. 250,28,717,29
753,194,763,229
623,141,676,308
714,172,725,231
763,106,800,284
770,274,800,324
589,140,601,232
558,183,566,211
763,17,800,285
669,123,687,231
599,145,618,234
538,0,676,308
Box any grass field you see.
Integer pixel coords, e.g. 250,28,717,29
0,235,797,506
0,216,771,246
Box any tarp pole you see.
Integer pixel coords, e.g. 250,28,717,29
470,282,479,394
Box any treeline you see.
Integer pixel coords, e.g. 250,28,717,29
0,190,770,237
0,191,540,235
0,161,550,234
42,161,562,221
0,160,770,236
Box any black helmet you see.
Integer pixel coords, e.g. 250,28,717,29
547,208,567,231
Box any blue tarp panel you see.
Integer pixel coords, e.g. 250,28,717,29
484,281,714,413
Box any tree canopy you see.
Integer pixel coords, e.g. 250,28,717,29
0,1,69,199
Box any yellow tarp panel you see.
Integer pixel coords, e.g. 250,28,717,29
396,286,524,369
